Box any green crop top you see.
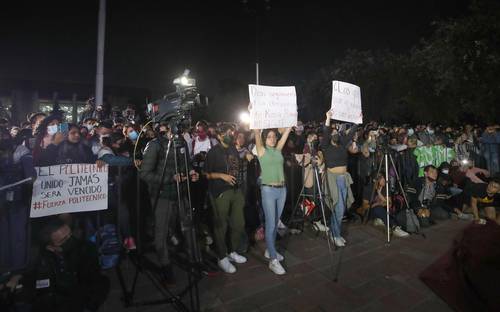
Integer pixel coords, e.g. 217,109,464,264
258,147,285,185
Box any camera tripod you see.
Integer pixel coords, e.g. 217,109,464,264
115,133,203,312
363,148,424,244
286,152,341,281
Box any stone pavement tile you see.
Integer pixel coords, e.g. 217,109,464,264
227,283,298,308
378,284,427,310
351,275,405,301
283,269,332,290
409,296,453,312
217,272,283,303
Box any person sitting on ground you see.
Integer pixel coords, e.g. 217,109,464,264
470,176,500,225
362,174,409,237
406,165,450,226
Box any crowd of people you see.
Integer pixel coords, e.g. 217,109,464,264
1,99,500,311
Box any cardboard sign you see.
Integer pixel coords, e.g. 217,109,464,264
330,80,363,124
248,84,298,129
30,164,108,218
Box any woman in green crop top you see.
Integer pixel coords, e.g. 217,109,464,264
253,127,292,275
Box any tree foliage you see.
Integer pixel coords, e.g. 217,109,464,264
302,0,500,124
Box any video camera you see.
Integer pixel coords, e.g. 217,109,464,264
148,69,208,132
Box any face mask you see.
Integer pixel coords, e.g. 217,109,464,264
128,130,139,141
47,124,58,135
61,236,78,255
331,134,340,145
408,129,414,136
223,134,234,145
85,124,94,132
427,128,434,135
442,169,449,174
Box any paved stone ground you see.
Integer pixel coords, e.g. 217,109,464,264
101,219,470,312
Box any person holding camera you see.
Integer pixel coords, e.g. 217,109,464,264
140,123,199,284
205,124,248,274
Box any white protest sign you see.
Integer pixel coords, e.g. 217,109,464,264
30,163,108,218
248,84,297,129
330,80,363,124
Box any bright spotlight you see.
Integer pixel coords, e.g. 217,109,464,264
239,112,250,124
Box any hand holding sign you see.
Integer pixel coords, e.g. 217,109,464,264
330,81,363,124
248,84,297,129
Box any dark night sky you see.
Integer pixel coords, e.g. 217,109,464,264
0,0,469,98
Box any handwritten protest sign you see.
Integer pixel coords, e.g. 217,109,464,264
30,163,108,218
330,81,363,124
248,84,297,129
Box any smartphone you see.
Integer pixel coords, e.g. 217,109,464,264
58,123,69,134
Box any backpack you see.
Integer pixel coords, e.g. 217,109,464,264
396,209,421,233
97,224,121,269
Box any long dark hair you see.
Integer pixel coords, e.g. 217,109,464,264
32,114,61,163
261,128,279,148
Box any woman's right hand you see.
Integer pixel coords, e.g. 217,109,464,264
220,174,237,186
326,110,332,119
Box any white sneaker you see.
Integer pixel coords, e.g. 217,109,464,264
392,226,410,238
264,249,284,261
333,237,345,247
269,259,286,275
277,219,287,230
339,236,346,244
313,221,329,232
218,257,236,273
373,218,385,227
228,252,247,264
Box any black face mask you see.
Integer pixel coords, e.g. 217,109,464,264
331,134,340,145
61,236,78,255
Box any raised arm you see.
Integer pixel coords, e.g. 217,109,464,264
253,129,265,157
321,110,333,148
276,127,292,151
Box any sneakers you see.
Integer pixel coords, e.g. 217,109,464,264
269,259,286,275
457,212,473,221
218,257,236,274
264,249,284,261
228,252,247,264
313,221,329,232
277,219,287,230
373,218,385,227
392,226,410,238
333,236,345,247
123,237,137,250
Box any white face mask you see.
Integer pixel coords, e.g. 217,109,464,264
47,124,58,135
442,169,449,174
408,129,414,136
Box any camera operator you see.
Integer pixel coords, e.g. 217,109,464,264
205,123,247,274
140,123,199,285
23,218,109,312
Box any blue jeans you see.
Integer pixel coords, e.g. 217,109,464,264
261,185,287,260
330,175,347,238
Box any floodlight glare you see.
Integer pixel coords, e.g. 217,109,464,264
239,112,250,124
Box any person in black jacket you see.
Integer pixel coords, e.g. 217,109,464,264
26,219,109,312
406,165,450,225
